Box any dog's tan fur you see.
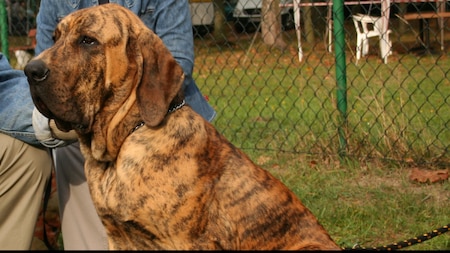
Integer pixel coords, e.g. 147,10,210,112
25,4,340,250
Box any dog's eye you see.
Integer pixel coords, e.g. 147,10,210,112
80,36,98,45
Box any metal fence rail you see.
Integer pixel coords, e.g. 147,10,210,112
2,0,449,167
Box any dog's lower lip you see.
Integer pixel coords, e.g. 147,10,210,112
34,97,54,119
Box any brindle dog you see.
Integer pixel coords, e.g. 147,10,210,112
25,3,340,250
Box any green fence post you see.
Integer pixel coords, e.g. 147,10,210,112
0,0,9,60
333,0,347,157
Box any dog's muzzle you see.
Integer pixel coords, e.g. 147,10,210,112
24,59,59,127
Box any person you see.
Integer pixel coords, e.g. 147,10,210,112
0,52,52,250
33,0,216,249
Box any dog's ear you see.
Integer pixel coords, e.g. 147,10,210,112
135,29,184,127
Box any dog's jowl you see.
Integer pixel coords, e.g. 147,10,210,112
25,3,340,250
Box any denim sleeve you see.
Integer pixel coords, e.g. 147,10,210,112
35,0,67,55
151,0,195,83
0,54,41,146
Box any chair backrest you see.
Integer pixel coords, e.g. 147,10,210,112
352,14,383,36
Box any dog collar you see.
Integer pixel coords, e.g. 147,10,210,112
131,121,145,133
131,99,186,133
168,99,186,114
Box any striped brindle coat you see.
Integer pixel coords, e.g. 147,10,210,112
25,3,340,250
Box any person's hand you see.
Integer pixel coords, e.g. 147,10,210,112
32,107,78,148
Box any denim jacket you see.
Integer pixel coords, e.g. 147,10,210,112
35,0,216,122
0,53,42,146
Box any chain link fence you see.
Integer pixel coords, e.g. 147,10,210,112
3,0,449,167
4,0,36,36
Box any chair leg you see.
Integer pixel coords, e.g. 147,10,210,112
356,36,362,60
362,37,369,56
388,38,392,56
379,33,392,64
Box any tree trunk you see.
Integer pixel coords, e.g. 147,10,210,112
212,0,228,44
261,0,287,49
398,3,408,34
303,5,314,43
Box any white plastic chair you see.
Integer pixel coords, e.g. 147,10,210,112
352,14,392,64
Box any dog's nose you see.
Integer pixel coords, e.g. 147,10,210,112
24,59,50,83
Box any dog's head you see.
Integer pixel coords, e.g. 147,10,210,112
25,3,184,134
25,3,185,160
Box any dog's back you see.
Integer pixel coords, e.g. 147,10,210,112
198,116,339,250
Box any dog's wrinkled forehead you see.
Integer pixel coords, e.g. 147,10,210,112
55,5,132,44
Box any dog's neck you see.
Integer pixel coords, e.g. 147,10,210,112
131,98,186,133
81,93,187,163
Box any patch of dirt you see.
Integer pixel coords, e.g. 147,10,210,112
352,167,450,205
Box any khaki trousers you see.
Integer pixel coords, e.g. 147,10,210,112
53,142,108,250
0,133,52,249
